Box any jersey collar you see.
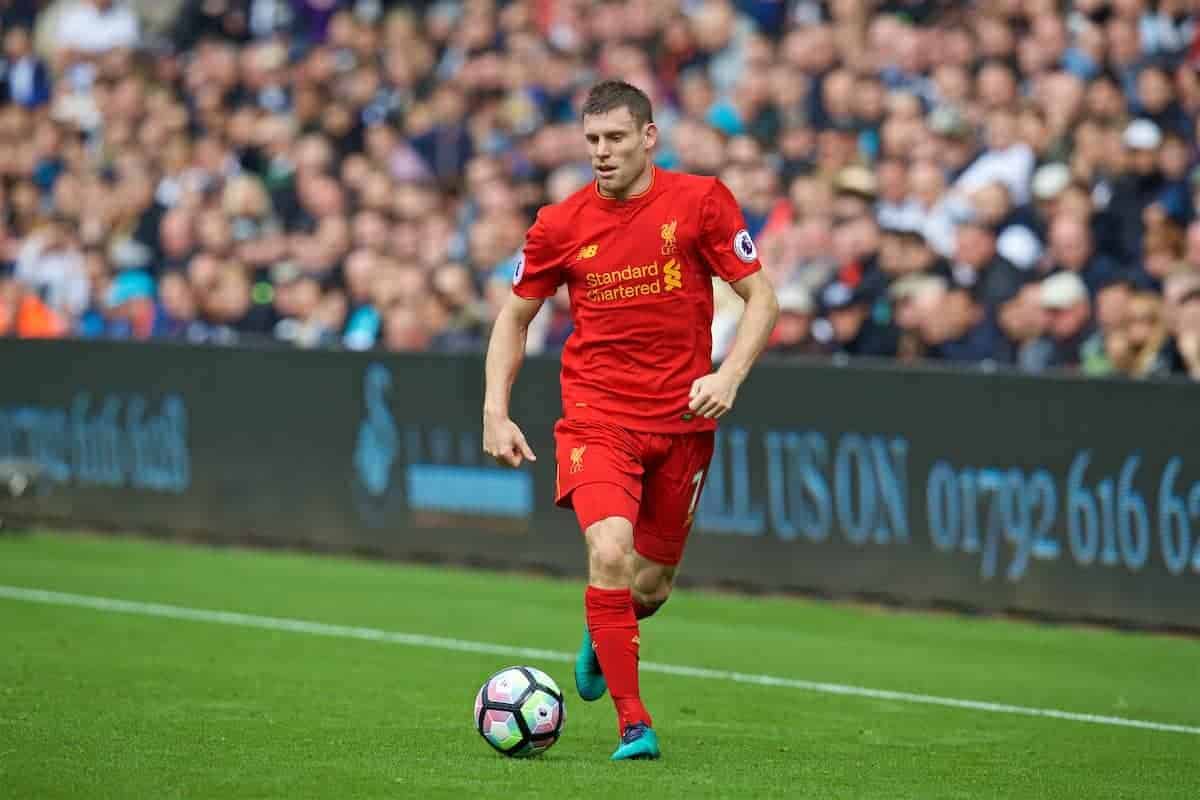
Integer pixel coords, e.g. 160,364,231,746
592,165,657,208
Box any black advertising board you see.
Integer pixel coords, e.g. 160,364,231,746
2,340,1196,629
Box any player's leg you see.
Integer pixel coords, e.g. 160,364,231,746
631,430,716,613
554,420,660,759
582,507,661,760
571,484,638,704
574,486,655,734
583,506,669,760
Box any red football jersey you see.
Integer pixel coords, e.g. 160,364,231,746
513,167,762,432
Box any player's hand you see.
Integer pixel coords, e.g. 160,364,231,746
688,372,739,419
483,414,537,467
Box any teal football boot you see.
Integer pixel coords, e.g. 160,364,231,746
574,627,607,701
611,722,661,761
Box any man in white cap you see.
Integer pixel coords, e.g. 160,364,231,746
1036,271,1094,370
765,285,823,357
1030,162,1071,233
1110,119,1166,262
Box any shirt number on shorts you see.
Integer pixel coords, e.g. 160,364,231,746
686,469,705,524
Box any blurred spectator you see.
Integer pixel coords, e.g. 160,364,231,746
998,282,1051,372
1035,271,1095,371
891,272,947,363
14,214,87,317
1081,273,1136,376
156,268,197,337
950,213,1029,309
1110,119,1167,264
0,257,68,336
764,284,820,357
929,285,1007,364
1045,215,1119,295
428,261,485,352
1106,291,1172,378
0,25,49,107
1172,287,1200,379
54,0,139,60
381,302,429,352
815,281,896,358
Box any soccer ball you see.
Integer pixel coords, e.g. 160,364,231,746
474,666,565,757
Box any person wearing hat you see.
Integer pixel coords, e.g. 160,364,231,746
1109,118,1167,263
83,269,161,341
832,164,877,221
1031,163,1071,212
270,260,331,346
927,105,980,184
765,284,823,357
816,280,897,357
1036,271,1094,371
1031,165,1127,267
890,273,946,362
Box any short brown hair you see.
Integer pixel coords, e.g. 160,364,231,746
580,80,653,128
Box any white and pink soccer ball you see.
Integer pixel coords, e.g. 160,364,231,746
473,666,565,757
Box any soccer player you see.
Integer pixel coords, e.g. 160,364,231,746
482,80,779,760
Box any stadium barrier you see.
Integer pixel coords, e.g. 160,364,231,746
2,339,1198,630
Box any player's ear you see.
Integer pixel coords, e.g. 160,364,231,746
642,122,658,151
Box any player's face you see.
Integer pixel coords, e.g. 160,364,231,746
583,107,657,198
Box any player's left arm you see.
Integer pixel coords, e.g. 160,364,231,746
689,270,779,419
689,179,780,419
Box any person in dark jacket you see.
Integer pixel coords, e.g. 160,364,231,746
1109,119,1167,264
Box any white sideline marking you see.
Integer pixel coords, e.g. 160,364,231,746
1,584,1197,737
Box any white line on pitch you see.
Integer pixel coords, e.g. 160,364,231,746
1,584,1197,737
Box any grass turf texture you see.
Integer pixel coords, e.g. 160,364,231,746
0,531,1196,799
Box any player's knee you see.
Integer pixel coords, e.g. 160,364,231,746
588,541,628,583
585,518,633,585
632,589,668,618
632,569,673,616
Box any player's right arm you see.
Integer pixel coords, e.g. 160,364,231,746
483,292,545,468
483,210,565,468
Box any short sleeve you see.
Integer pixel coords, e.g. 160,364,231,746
512,209,564,299
699,179,763,284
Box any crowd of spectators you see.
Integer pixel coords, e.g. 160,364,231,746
3,0,1200,380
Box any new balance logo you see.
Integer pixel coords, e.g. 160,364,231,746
577,244,599,260
663,259,682,291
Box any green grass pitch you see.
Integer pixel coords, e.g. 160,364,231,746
0,531,1197,799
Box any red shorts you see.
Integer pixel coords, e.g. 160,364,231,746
553,418,715,566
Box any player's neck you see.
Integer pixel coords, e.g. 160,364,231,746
601,164,654,202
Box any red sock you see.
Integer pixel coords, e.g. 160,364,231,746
585,585,651,731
